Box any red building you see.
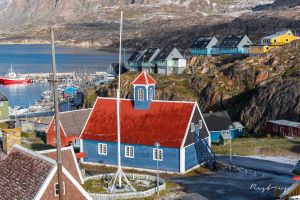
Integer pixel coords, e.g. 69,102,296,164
266,120,300,137
47,109,91,147
0,144,92,200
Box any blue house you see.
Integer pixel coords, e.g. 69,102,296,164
64,86,79,98
203,111,245,144
190,36,218,56
218,35,252,55
79,71,216,173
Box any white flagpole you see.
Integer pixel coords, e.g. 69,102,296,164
116,10,123,188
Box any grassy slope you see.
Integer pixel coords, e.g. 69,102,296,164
212,137,300,157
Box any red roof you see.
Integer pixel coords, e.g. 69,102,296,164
80,98,195,148
75,152,86,159
293,176,300,181
132,71,156,85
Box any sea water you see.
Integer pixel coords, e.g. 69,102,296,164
0,44,124,107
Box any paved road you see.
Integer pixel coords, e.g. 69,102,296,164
217,155,295,176
171,156,294,200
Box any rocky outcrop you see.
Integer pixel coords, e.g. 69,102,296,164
92,40,300,134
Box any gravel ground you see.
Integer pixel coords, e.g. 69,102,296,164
171,167,293,200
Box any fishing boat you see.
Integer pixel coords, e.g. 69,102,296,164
0,66,32,84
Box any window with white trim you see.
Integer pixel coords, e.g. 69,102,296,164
54,182,65,197
98,143,107,155
190,123,195,132
153,148,163,161
199,120,202,129
125,146,134,158
239,128,243,132
0,102,3,107
138,88,144,101
149,88,153,100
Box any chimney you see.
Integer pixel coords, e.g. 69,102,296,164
2,122,21,153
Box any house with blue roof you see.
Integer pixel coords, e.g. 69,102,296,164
64,86,79,98
79,71,216,173
203,111,245,144
190,36,218,56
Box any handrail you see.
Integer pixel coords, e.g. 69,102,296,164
194,132,216,169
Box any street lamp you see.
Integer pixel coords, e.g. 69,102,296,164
229,125,233,171
154,141,160,196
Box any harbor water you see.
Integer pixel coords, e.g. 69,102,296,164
0,44,124,108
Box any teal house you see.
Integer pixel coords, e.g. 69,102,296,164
190,36,218,56
203,111,245,144
80,71,216,173
219,34,252,55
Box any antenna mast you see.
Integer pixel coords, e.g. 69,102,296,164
51,28,64,200
108,11,135,193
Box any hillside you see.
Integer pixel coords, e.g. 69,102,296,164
0,0,280,48
89,40,300,134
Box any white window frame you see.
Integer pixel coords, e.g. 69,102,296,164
54,182,65,197
239,128,243,132
125,146,134,158
138,88,144,101
153,148,163,161
74,138,80,145
190,123,195,132
0,102,3,107
98,143,107,155
149,88,153,100
199,120,202,129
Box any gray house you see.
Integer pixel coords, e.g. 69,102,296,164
0,93,8,121
128,50,146,71
129,48,160,73
191,36,218,56
153,47,186,75
218,34,252,55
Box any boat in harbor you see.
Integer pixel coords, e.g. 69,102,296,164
0,66,32,84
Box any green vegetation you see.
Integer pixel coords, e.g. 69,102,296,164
83,179,108,194
84,86,98,108
21,142,54,151
212,137,300,156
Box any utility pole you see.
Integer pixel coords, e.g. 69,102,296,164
51,28,64,200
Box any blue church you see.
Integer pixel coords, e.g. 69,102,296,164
79,71,216,173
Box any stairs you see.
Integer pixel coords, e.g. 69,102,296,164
194,130,217,170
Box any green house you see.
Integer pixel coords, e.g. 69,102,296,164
0,93,9,121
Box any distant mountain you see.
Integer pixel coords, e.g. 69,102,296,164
0,0,275,48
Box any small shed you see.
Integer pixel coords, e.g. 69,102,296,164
203,111,244,144
106,62,128,77
266,120,300,137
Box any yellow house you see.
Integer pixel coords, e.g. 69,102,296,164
250,30,300,55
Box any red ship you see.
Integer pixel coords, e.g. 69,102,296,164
0,66,32,85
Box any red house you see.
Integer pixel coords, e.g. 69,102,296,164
47,109,91,147
0,144,92,200
266,120,300,137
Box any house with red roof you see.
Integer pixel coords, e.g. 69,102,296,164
46,109,91,147
79,71,216,173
